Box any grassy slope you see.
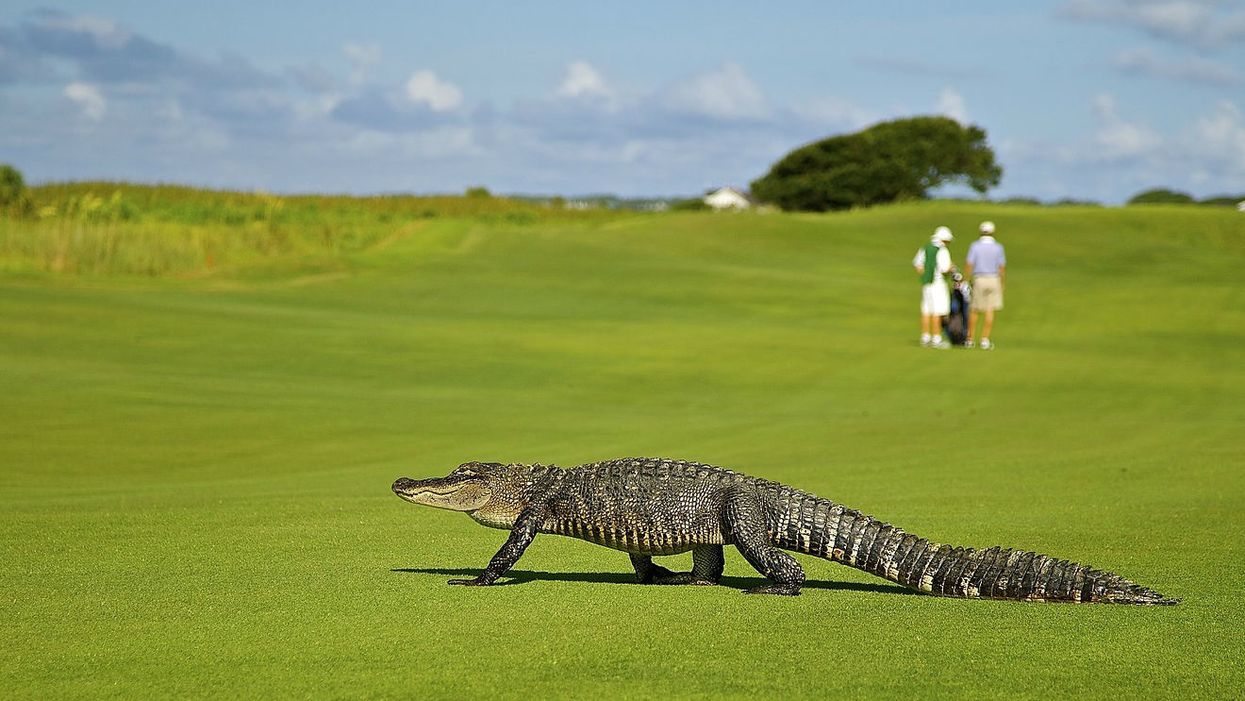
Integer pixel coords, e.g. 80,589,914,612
1,203,1242,698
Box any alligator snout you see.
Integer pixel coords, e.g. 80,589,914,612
392,477,417,494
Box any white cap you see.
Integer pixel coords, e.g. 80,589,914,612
932,226,953,242
979,221,995,235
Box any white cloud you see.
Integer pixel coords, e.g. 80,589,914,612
343,42,381,85
937,88,968,123
1059,0,1245,48
1004,96,1245,201
343,42,381,64
157,99,183,122
663,62,768,121
294,92,343,120
1189,101,1245,176
557,61,613,100
403,70,462,112
1112,47,1242,86
791,97,874,131
337,125,482,160
1092,93,1163,159
41,13,132,49
854,55,988,80
64,81,106,120
1134,1,1213,38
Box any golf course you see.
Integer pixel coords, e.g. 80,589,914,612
1,196,1242,698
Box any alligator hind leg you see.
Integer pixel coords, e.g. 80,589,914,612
725,489,805,595
691,545,724,583
630,546,723,586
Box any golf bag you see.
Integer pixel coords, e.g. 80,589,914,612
943,276,971,346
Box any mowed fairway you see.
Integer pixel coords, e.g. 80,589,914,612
2,203,1242,699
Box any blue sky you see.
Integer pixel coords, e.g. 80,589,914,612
2,1,1243,202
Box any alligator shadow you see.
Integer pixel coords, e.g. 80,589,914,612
391,567,916,596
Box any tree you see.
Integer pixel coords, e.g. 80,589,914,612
750,116,1002,211
0,163,33,217
1,163,26,206
1127,188,1194,205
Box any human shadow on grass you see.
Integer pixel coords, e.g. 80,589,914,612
392,567,916,596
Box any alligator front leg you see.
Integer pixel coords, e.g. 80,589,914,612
449,507,545,586
725,489,805,595
630,546,724,586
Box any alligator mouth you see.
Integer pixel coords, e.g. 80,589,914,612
391,474,491,511
397,487,454,500
392,476,466,500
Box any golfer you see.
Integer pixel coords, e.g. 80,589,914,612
913,226,955,348
964,221,1006,349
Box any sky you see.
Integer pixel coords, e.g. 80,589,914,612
1,1,1243,202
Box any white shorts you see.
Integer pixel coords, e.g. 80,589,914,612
921,283,950,316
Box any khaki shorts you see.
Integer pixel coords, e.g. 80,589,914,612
972,275,1004,311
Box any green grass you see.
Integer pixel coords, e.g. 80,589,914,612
1,202,1243,698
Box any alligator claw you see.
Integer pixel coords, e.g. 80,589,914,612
743,585,801,596
448,577,492,586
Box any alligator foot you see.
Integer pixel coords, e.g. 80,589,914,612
643,572,717,586
448,576,493,586
633,560,675,584
630,554,718,586
651,572,718,586
743,584,801,596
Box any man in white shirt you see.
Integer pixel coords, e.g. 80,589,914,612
964,221,1007,349
912,226,954,348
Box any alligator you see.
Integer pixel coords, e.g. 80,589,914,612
392,457,1177,604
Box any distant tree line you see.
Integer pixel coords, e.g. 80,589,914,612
1126,188,1244,207
947,191,1243,207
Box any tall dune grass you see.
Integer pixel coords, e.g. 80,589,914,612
0,182,609,276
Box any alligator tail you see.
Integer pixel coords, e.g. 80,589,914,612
782,498,1178,605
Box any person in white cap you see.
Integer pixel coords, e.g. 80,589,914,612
912,226,955,348
964,220,1006,349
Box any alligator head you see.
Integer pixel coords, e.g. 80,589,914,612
393,461,555,530
391,462,502,512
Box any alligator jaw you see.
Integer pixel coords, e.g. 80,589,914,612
392,474,491,511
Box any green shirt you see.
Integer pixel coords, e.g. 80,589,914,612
920,242,942,284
